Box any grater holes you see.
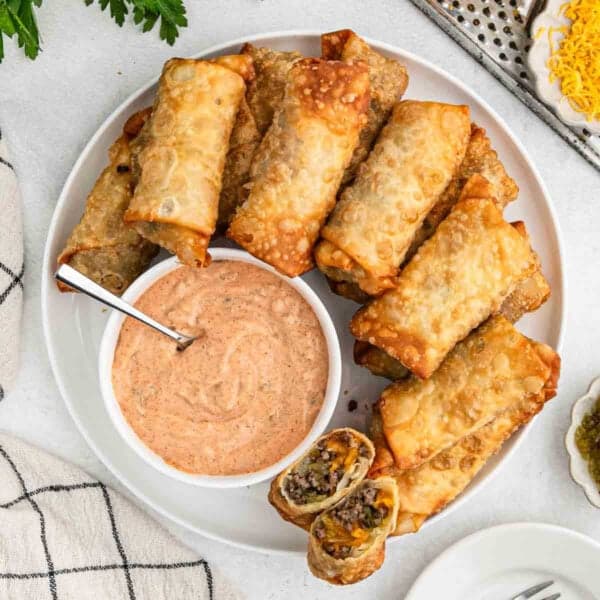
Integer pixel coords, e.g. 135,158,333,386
499,52,507,60
478,33,486,42
473,18,481,25
488,22,496,30
509,40,518,49
494,37,502,46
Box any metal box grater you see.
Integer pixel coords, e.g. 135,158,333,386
409,0,600,172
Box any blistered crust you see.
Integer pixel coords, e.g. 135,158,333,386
124,57,246,266
227,58,370,277
316,101,471,295
321,29,409,183
376,316,559,470
350,180,539,378
57,111,158,295
307,477,399,585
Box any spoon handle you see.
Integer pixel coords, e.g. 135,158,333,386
54,264,195,350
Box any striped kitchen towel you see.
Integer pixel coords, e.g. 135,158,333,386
0,127,24,399
0,432,237,600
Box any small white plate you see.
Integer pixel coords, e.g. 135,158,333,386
528,0,600,134
565,377,600,508
406,523,600,600
42,32,565,554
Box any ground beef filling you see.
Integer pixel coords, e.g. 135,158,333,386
314,485,389,559
284,432,370,505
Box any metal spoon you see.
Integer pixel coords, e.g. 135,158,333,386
54,264,197,351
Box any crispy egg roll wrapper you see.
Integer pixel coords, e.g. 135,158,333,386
354,267,551,380
241,43,303,136
405,123,519,262
217,45,302,230
369,345,559,535
269,428,375,530
350,175,539,378
316,101,471,295
227,58,370,277
57,110,158,295
376,316,559,470
321,29,408,184
124,56,250,266
307,477,399,585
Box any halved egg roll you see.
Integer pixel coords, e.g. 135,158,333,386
377,316,559,470
216,45,302,229
350,175,540,378
404,123,519,261
315,101,471,295
227,58,370,277
307,477,399,585
321,29,408,184
57,109,158,295
124,56,251,267
354,267,551,380
370,347,559,535
269,428,375,530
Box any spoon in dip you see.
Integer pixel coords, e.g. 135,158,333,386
55,264,197,351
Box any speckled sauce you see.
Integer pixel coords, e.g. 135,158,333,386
112,260,329,475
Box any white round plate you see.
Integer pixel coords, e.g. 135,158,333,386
406,523,600,599
42,31,565,554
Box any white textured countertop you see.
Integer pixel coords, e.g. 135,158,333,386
1,0,599,597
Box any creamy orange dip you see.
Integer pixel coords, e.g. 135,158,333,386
112,260,329,476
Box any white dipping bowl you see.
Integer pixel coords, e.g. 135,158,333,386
98,248,342,488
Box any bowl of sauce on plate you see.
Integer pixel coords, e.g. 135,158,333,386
99,248,341,488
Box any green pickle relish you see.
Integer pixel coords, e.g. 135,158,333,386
575,397,600,489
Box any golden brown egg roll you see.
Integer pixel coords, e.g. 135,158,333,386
350,175,540,378
216,45,303,230
354,267,551,380
57,109,158,295
227,58,370,277
321,29,408,184
376,316,559,470
307,477,399,585
241,43,303,136
404,123,519,262
369,346,559,535
269,428,375,530
315,101,471,296
124,56,251,267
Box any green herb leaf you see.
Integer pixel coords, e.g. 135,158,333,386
0,0,42,63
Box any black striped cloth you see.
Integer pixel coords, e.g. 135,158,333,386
0,127,24,400
0,433,236,600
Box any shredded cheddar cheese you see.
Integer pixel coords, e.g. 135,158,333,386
543,0,600,121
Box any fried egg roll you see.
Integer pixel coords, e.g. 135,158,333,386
307,477,399,585
216,45,303,230
350,175,539,378
227,58,370,277
124,56,251,267
377,316,559,470
269,428,375,530
370,346,559,535
315,101,471,295
354,267,551,380
57,109,158,295
404,123,518,261
321,29,408,184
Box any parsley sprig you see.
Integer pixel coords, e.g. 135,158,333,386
0,0,188,63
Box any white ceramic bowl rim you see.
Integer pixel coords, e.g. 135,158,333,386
98,248,342,488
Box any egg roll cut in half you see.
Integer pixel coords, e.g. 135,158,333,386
354,267,551,380
216,45,302,230
315,101,471,296
404,123,519,262
350,175,540,378
307,477,399,585
124,56,252,267
269,428,375,530
227,58,370,277
369,345,559,536
57,109,158,295
321,29,409,184
377,315,560,470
